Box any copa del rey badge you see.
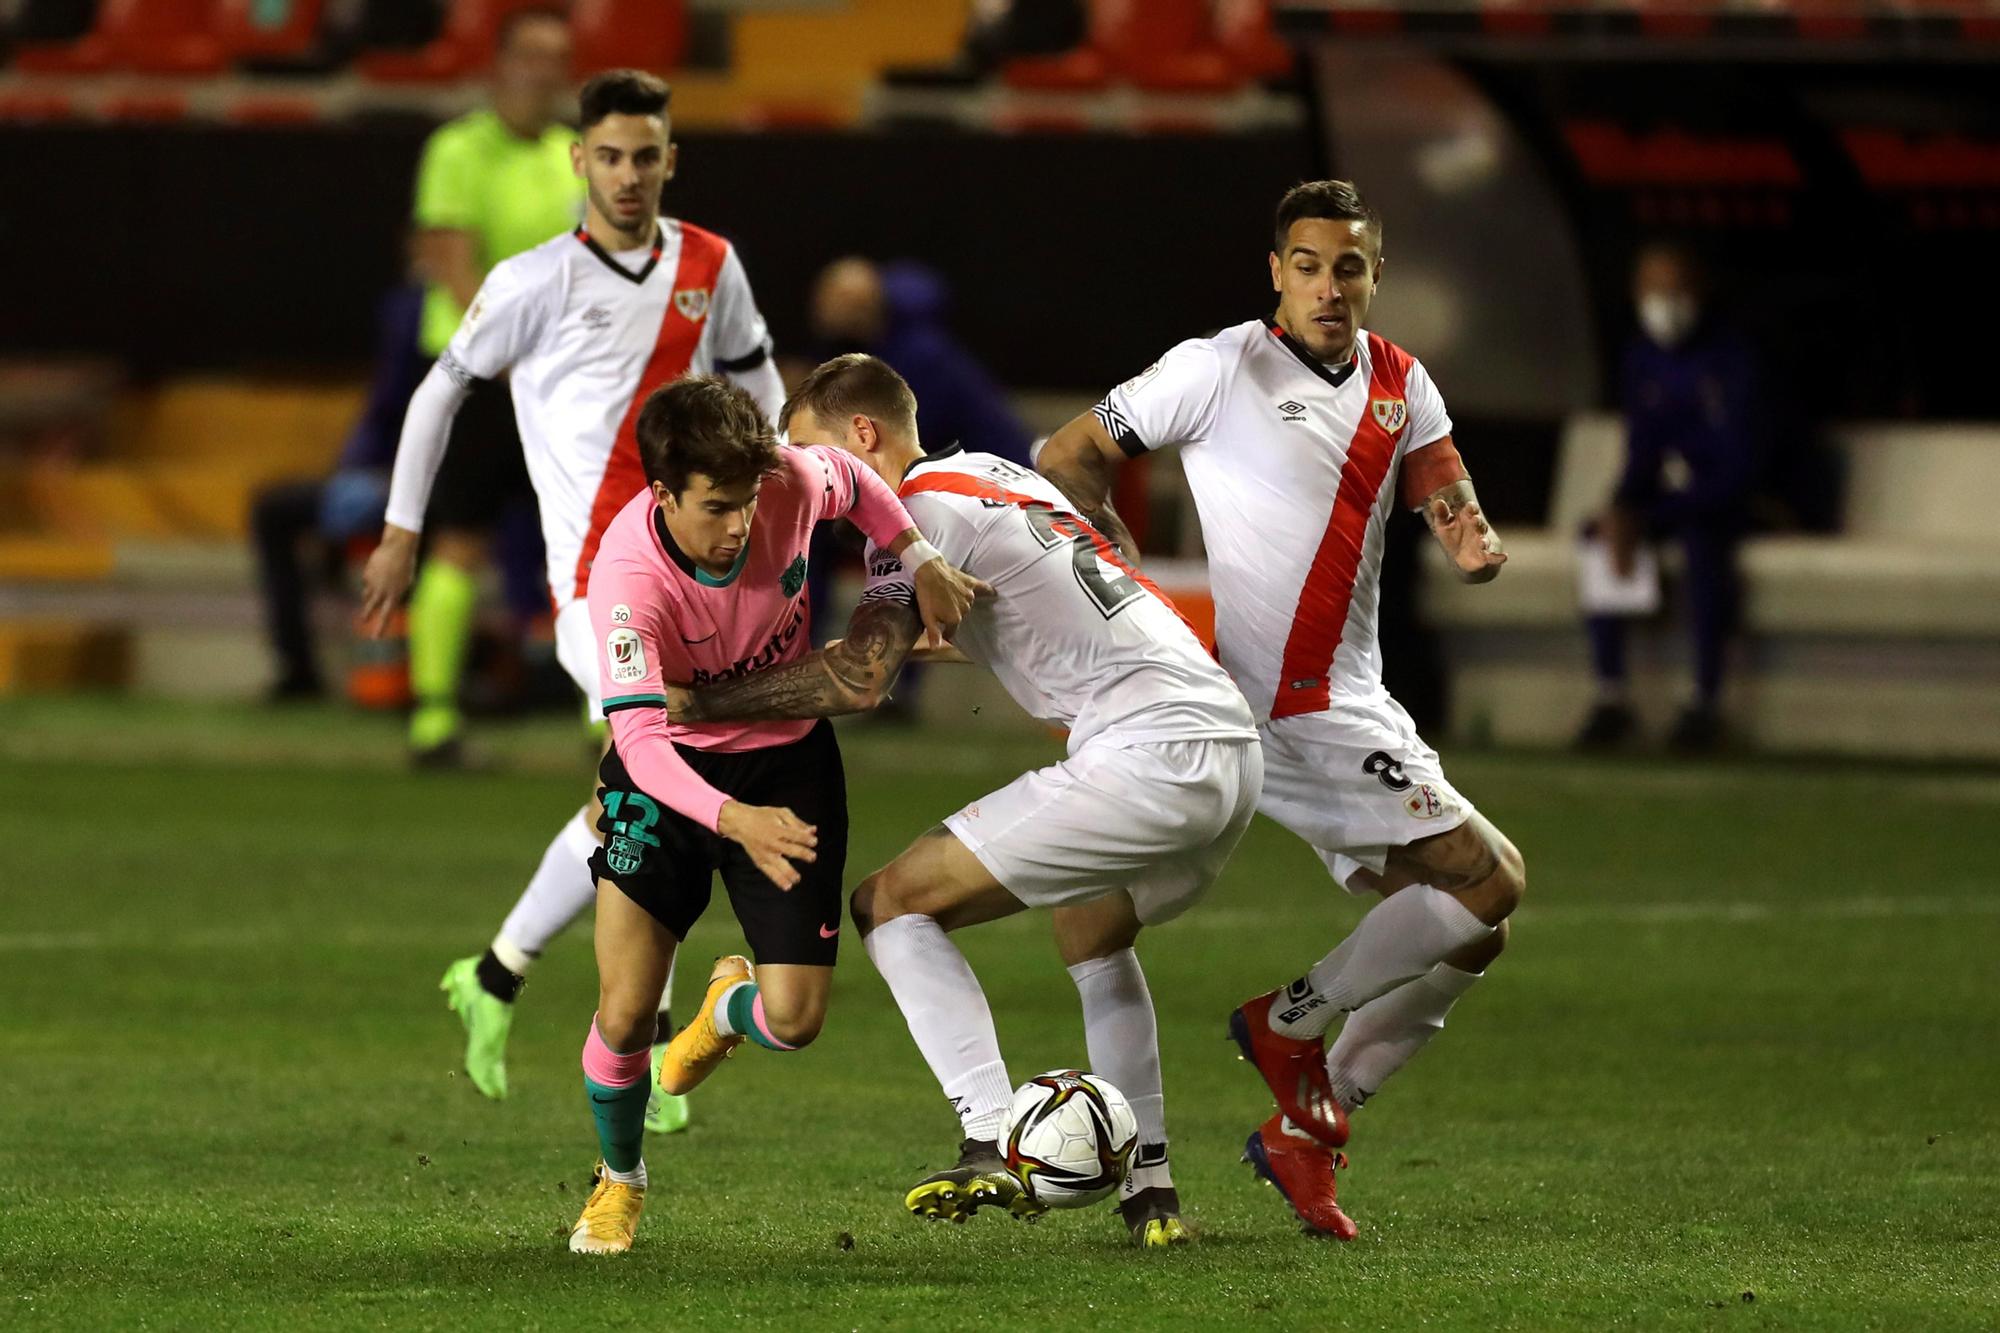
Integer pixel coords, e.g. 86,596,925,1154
674,287,711,321
1371,397,1408,434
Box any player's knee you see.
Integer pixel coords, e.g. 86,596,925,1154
1051,904,1141,968
850,862,918,936
429,530,485,571
1488,833,1526,918
593,989,656,1052
760,996,826,1048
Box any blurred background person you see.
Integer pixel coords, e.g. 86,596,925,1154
249,273,425,703
403,4,582,765
1576,241,1767,754
807,256,1034,469
795,256,1035,718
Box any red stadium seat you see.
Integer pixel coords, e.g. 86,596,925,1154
0,90,79,121
1631,0,1714,39
102,91,192,120
215,0,327,62
15,0,226,75
570,0,687,77
1006,0,1241,94
357,0,550,83
1214,0,1294,81
226,95,324,125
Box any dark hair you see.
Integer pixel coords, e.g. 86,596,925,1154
496,5,567,54
636,376,780,497
780,353,919,439
579,69,672,130
1273,179,1382,254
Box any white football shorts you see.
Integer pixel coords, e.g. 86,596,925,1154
1256,691,1474,892
945,735,1263,926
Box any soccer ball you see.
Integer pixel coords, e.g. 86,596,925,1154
1000,1069,1139,1209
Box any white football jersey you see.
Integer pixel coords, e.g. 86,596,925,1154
862,449,1256,751
1094,319,1452,722
432,216,778,605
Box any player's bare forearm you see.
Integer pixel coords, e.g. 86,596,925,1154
1039,416,1141,563
1423,479,1507,584
671,600,923,722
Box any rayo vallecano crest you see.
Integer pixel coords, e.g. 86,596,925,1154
674,287,711,321
1370,398,1407,434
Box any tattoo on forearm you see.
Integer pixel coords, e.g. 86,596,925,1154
678,601,922,723
1044,453,1140,561
1041,448,1111,519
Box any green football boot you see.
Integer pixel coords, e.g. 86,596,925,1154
440,956,512,1100
646,1044,691,1135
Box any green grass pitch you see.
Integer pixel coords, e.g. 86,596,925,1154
1,698,1995,1329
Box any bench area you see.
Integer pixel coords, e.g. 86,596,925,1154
5,380,1997,761
1421,415,2000,760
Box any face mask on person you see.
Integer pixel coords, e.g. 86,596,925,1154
1638,292,1698,348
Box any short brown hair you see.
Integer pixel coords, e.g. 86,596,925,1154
579,69,671,131
1274,179,1382,254
497,5,568,54
780,353,919,440
636,376,780,497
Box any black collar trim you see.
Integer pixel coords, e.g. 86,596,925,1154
652,505,698,579
1263,317,1359,389
575,223,665,285
900,443,964,485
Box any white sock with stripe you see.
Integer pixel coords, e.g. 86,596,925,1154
1067,949,1170,1187
1325,963,1483,1111
864,914,1013,1142
1268,887,1492,1040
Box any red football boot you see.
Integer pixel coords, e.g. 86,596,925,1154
1242,1113,1359,1240
1228,989,1349,1147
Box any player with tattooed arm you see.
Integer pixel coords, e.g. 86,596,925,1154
564,376,985,1254
661,354,1263,1248
1036,180,1527,1239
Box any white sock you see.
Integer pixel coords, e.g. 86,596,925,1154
864,915,1013,1142
1269,887,1492,1040
1326,964,1482,1111
603,1159,647,1190
710,981,753,1038
1067,949,1169,1177
1123,1141,1171,1199
655,953,678,1044
495,807,600,965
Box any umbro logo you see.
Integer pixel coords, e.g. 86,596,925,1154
581,305,613,331
1278,400,1307,422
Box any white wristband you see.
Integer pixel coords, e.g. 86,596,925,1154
899,538,942,573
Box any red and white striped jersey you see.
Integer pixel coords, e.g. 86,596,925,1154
420,216,780,607
1093,319,1452,722
860,449,1255,751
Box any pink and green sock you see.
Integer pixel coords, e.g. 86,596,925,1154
581,1016,650,1181
714,982,796,1051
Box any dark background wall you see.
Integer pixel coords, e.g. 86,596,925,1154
0,125,1317,390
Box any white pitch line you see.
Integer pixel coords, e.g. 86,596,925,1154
0,894,1994,953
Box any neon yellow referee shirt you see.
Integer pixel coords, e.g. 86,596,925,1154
412,109,584,357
